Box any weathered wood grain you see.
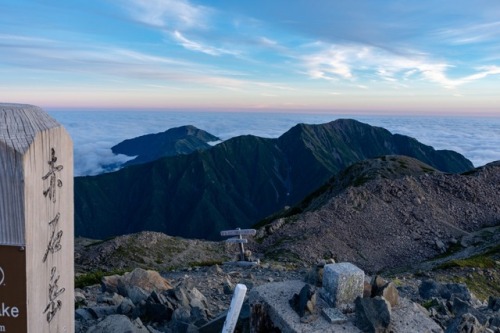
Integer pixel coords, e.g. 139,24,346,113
0,103,74,333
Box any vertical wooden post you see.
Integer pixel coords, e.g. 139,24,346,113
237,228,245,261
0,104,74,333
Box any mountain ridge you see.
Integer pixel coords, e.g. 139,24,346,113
75,119,474,240
111,125,220,167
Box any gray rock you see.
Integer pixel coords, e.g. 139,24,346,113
487,313,500,331
371,275,387,296
452,297,471,316
355,296,392,333
435,239,447,253
488,296,500,312
321,307,348,324
75,290,87,304
75,308,95,321
118,298,135,316
86,314,150,333
190,306,210,327
188,287,209,309
289,284,316,317
173,307,191,323
445,313,487,333
169,287,190,308
419,280,471,302
370,276,399,307
87,305,119,319
124,286,150,305
223,278,234,295
145,302,173,322
97,292,125,306
381,282,400,308
322,262,364,308
390,297,443,333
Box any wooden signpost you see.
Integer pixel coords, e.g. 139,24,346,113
220,228,256,261
0,104,74,333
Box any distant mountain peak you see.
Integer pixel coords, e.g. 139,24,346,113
111,125,220,167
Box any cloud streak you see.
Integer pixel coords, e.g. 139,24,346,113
0,33,254,90
172,30,239,56
436,21,500,45
121,0,211,30
302,43,500,89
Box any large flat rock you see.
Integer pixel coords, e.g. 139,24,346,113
248,280,443,333
249,280,361,333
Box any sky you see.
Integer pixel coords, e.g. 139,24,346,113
2,0,500,114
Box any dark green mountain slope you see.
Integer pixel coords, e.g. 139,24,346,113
112,125,220,166
75,119,473,240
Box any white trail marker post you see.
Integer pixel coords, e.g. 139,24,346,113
0,104,74,333
221,284,247,333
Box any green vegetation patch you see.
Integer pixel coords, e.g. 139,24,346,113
435,244,499,270
432,244,500,301
436,256,496,270
449,274,500,301
75,269,129,289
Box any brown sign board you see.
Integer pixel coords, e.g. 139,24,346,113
0,245,27,333
220,229,256,237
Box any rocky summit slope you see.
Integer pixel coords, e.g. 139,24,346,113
74,230,499,333
254,157,500,273
75,119,473,241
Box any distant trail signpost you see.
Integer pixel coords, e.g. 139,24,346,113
0,104,74,333
220,228,256,261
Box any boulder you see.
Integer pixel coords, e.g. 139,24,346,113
289,284,317,317
122,285,150,305
87,305,119,319
380,283,399,308
371,275,387,296
370,276,399,307
322,263,364,308
102,268,172,296
419,280,471,302
444,313,487,333
488,296,500,312
355,296,392,333
86,314,150,333
390,297,443,333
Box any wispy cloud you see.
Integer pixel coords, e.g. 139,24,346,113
0,33,247,89
436,21,500,45
301,43,500,89
172,30,239,56
121,0,210,29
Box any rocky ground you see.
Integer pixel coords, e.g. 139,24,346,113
74,222,499,332
254,159,500,273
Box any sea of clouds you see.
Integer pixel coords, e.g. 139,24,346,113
48,110,500,177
